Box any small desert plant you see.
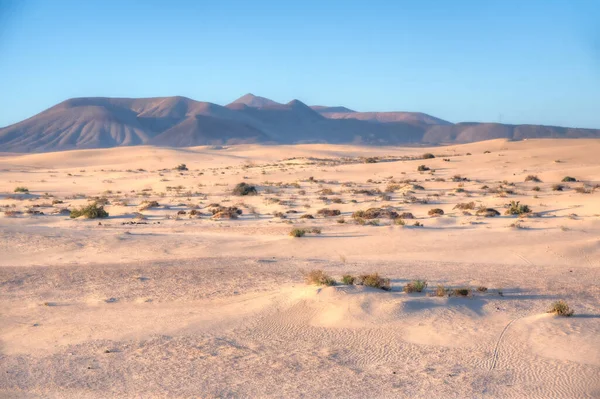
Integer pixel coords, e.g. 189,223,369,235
305,270,336,286
476,206,500,217
552,184,565,191
356,273,391,291
300,214,314,219
139,200,160,210
317,208,341,217
548,300,574,316
562,176,576,182
525,175,541,183
476,286,488,292
404,280,428,293
14,187,29,193
453,202,475,210
232,182,257,196
452,288,471,297
289,228,306,237
394,218,405,226
434,285,447,297
70,203,109,219
504,201,531,216
428,208,444,217
341,275,356,285
532,186,541,191
174,164,188,171
574,186,591,194
417,165,430,172
422,153,435,159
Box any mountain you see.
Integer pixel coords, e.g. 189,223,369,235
1,94,599,152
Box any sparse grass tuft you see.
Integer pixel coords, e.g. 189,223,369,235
341,275,356,285
289,228,306,237
452,288,471,297
525,175,542,182
417,165,430,172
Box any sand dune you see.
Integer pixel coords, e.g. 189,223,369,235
1,139,599,398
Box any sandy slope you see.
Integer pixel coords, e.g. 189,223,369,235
1,139,599,398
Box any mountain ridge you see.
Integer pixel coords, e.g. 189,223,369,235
1,94,599,152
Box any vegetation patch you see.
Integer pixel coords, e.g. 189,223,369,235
232,182,258,196
404,280,427,293
356,273,391,291
504,201,531,216
305,270,336,286
70,202,109,219
548,300,574,317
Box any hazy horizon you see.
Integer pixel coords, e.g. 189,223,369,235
1,0,599,129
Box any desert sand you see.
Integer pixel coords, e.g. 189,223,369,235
1,138,599,398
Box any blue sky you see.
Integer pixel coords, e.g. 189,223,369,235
1,0,599,128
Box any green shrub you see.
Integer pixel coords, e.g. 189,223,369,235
404,280,427,293
562,176,576,182
70,203,109,219
305,270,336,286
548,300,574,317
14,187,29,193
233,182,257,196
174,164,188,171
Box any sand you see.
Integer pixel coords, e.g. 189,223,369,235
1,139,599,398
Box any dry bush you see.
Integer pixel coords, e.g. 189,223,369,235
305,270,336,286
404,280,427,293
300,214,314,219
562,176,577,182
504,201,531,216
452,288,471,297
317,208,341,217
548,300,574,317
356,273,391,291
352,207,399,220
422,153,435,159
232,182,257,196
417,165,430,172
525,175,542,182
476,207,500,217
574,186,591,194
14,187,29,193
453,202,475,210
139,200,160,211
552,184,565,191
433,285,447,297
289,228,306,237
341,275,356,285
428,208,444,216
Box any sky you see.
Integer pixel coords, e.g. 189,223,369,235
0,0,599,129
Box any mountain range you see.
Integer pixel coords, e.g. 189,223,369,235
1,93,599,152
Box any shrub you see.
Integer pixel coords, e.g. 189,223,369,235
428,208,444,216
232,182,257,196
562,176,576,182
453,202,475,210
319,188,334,195
525,175,541,182
394,218,405,226
434,285,447,297
70,203,109,219
422,153,435,159
174,164,188,171
574,186,591,194
399,212,414,219
452,288,471,297
548,300,574,317
289,228,306,237
476,286,488,292
140,200,159,210
305,270,336,286
552,184,564,191
504,201,531,216
404,280,427,293
417,165,430,172
300,214,314,219
476,207,500,217
352,207,399,220
364,157,377,164
14,187,29,193
356,273,391,291
532,186,541,191
211,207,241,219
317,208,341,217
341,275,356,285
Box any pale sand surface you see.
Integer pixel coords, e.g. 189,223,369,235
1,139,599,398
